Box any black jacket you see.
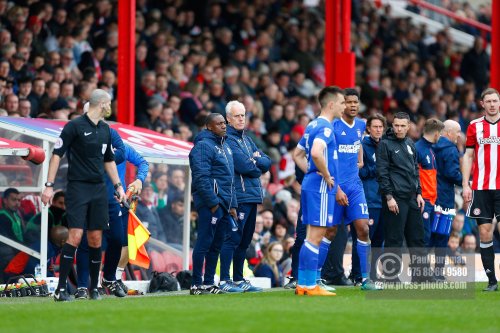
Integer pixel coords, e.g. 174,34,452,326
376,128,422,198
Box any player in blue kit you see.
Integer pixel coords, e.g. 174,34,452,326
292,86,345,296
326,89,381,290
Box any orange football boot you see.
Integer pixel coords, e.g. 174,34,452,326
295,285,336,296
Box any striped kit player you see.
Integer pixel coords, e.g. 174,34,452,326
463,87,500,292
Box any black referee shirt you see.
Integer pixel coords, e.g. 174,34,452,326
53,113,115,183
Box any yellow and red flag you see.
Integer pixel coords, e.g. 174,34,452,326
127,210,151,269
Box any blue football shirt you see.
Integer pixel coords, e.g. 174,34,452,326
333,118,366,184
297,116,338,194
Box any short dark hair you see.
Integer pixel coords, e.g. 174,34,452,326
3,187,19,199
205,112,224,126
53,191,65,202
423,118,444,134
344,88,360,99
366,113,387,128
480,88,500,101
394,112,410,121
317,86,344,108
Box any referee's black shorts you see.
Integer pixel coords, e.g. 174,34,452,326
65,181,109,230
466,190,500,225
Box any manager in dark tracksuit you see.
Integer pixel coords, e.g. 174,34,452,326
189,113,238,295
219,101,271,293
359,114,387,281
376,112,431,283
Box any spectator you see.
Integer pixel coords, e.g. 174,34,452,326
461,233,477,254
253,241,284,287
136,182,167,244
27,77,44,117
18,97,31,118
168,168,185,200
3,93,19,116
151,172,168,210
159,196,184,247
49,97,69,119
460,37,490,94
270,220,289,244
260,209,274,234
136,98,164,132
0,188,24,283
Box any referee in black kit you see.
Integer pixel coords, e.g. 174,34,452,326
376,112,432,283
42,89,126,301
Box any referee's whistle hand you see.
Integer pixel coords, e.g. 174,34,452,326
115,187,126,203
41,187,53,206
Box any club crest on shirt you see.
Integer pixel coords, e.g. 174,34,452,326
324,128,332,138
211,217,218,224
102,144,107,155
239,212,245,220
423,212,429,219
357,129,361,138
407,144,413,155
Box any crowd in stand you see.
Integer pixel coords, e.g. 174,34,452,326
406,0,492,36
0,0,498,285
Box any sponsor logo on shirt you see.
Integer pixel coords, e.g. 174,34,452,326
478,136,500,144
338,144,360,153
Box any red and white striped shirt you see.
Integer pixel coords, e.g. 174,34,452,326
466,116,500,190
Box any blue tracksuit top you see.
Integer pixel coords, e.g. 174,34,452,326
189,129,237,211
359,135,382,208
226,125,271,204
433,136,462,209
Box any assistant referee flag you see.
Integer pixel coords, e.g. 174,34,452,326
128,210,151,269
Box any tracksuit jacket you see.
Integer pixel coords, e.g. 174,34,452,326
189,129,237,211
433,136,462,209
359,135,382,208
376,128,422,199
225,126,271,204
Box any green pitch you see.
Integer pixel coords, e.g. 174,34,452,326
1,284,499,333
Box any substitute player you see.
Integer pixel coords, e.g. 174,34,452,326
463,87,500,292
327,88,380,290
292,86,344,296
